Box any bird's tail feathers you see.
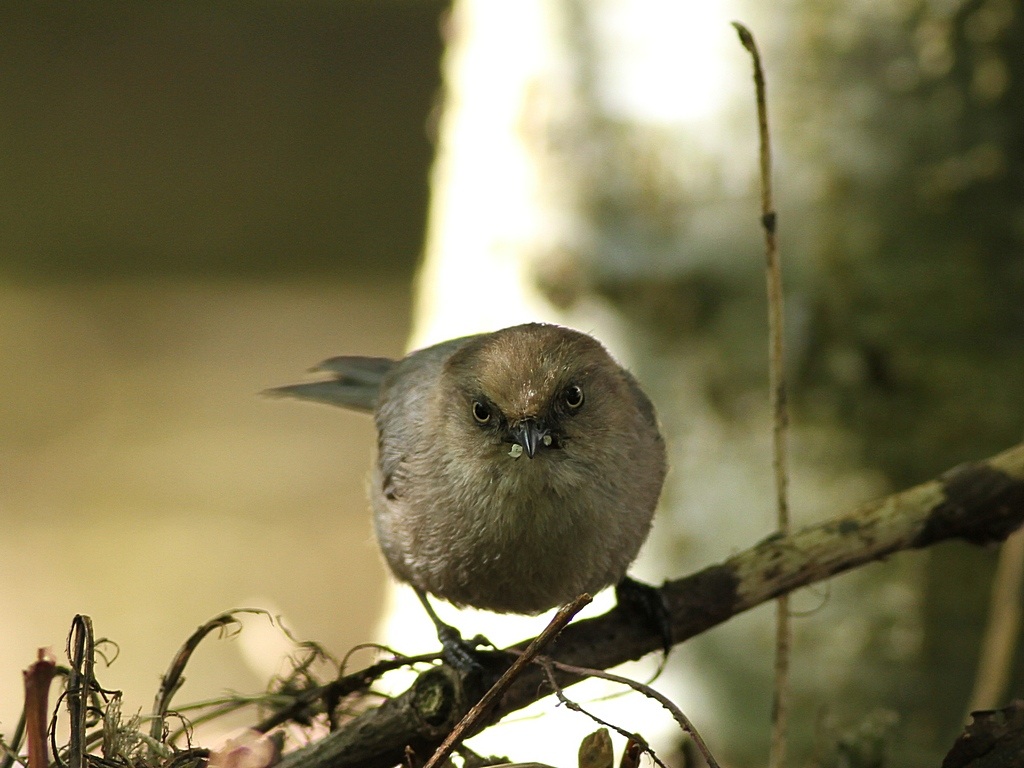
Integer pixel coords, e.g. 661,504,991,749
264,355,395,413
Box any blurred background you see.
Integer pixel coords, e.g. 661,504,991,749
0,0,441,740
2,2,1023,767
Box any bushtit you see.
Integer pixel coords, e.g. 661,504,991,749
270,323,667,654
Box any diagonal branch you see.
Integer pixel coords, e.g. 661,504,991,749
274,442,1024,768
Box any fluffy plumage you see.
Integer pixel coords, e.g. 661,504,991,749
270,323,666,615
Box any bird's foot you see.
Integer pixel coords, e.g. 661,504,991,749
435,622,487,674
415,589,503,685
615,576,674,657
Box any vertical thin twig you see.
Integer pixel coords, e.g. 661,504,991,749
66,616,94,768
733,22,791,768
968,527,1024,712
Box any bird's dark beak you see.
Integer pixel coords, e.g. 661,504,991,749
511,420,549,459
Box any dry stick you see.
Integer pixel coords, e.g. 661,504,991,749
968,526,1024,712
65,615,94,768
733,22,791,768
540,657,721,768
538,661,669,768
254,650,441,735
149,609,272,753
421,594,593,768
23,650,57,768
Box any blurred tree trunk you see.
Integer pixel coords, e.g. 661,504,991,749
406,0,1024,765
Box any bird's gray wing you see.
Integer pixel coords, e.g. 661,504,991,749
265,355,396,413
373,334,481,499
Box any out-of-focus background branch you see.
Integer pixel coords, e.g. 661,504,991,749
3,2,1023,767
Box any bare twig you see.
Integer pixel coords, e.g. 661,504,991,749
253,650,440,735
539,661,668,768
540,657,721,768
149,609,273,753
421,594,593,768
151,613,234,740
968,527,1024,712
733,21,791,768
65,615,95,768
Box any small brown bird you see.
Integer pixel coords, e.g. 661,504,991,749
270,323,667,656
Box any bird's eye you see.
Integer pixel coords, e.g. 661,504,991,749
472,400,491,424
563,384,584,410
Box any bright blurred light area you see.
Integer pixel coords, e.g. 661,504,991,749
594,0,740,125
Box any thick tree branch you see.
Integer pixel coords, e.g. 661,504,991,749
275,443,1024,768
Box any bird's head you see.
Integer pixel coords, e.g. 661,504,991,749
439,323,628,461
